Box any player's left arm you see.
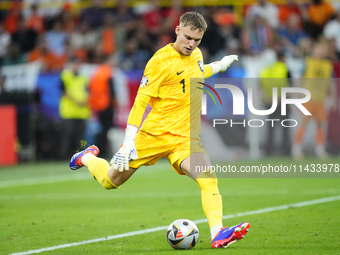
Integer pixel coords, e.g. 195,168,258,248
204,55,239,78
203,65,213,78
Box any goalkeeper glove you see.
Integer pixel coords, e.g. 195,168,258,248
209,55,238,75
110,125,138,172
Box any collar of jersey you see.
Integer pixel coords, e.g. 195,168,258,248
168,43,195,59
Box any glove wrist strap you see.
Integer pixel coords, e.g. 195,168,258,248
125,124,138,141
209,61,222,75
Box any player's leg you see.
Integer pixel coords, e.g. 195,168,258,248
180,152,223,235
69,130,165,189
107,165,138,187
315,120,328,158
180,152,250,248
292,114,311,159
313,104,328,158
69,145,138,189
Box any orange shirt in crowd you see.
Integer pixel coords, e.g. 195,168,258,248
4,15,18,34
102,28,115,55
278,4,302,26
4,1,22,34
89,64,112,111
57,48,88,70
213,9,235,26
28,49,58,72
26,15,45,34
308,1,335,26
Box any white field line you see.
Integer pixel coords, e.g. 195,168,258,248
8,195,340,255
0,167,166,188
0,173,90,188
2,189,340,201
2,189,339,200
0,191,202,200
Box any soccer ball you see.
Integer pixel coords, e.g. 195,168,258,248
166,219,199,250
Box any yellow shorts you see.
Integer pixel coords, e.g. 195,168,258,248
129,130,208,175
304,101,326,122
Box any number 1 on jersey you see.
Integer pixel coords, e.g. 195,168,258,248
180,79,185,93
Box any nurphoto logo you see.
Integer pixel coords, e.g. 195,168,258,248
200,83,312,128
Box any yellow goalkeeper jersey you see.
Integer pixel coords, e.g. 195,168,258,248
138,43,205,138
303,57,333,103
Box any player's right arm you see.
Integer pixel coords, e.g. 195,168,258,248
110,93,151,171
111,52,167,172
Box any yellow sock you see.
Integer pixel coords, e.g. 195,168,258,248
196,172,223,233
85,154,119,190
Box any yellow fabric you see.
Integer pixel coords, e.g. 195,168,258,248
260,61,289,98
137,43,205,138
129,130,207,175
85,155,119,190
303,57,333,103
204,64,213,78
196,172,223,229
304,101,326,122
127,93,151,127
59,69,91,119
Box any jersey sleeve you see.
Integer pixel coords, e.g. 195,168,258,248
204,64,213,78
127,93,151,127
138,54,167,97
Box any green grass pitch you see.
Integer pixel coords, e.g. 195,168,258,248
1,157,340,255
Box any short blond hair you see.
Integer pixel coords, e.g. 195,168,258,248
179,12,207,32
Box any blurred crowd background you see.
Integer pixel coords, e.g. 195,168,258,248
0,0,340,165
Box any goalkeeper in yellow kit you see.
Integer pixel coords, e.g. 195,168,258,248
69,12,250,248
